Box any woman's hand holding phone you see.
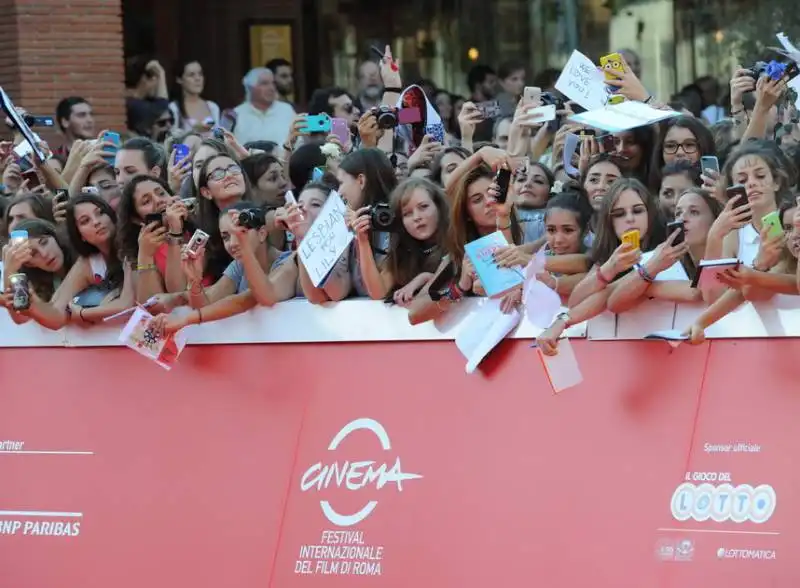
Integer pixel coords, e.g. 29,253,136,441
2,240,33,275
602,241,641,278
284,202,309,240
138,221,168,258
753,227,786,272
181,245,205,284
457,102,483,144
603,56,649,102
709,196,751,241
645,227,690,275
164,201,188,234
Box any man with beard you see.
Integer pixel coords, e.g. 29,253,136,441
266,58,295,106
54,97,95,156
355,59,383,113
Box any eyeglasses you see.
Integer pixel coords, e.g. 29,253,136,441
208,164,243,182
663,140,698,155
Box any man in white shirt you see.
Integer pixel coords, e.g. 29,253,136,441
233,68,296,147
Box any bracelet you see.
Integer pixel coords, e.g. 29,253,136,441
383,86,403,93
168,231,183,239
596,267,611,285
635,262,655,283
136,263,157,272
644,95,655,104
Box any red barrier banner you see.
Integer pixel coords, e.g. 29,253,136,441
0,338,797,587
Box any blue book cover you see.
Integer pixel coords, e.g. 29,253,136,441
463,231,524,298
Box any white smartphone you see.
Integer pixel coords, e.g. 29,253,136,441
284,190,296,206
186,229,210,255
526,104,557,123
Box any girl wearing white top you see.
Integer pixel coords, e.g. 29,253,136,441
169,59,220,133
703,141,795,303
19,194,133,330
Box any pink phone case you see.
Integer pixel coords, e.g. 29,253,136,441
331,118,349,145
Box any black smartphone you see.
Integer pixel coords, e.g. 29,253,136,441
726,184,751,222
143,212,163,226
54,189,69,205
667,220,685,246
598,134,616,152
493,167,512,204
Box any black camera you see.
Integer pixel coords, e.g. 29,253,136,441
5,114,55,130
540,92,565,111
369,202,402,232
237,207,266,230
372,105,398,130
744,60,799,83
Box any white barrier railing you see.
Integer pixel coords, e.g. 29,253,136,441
2,295,800,348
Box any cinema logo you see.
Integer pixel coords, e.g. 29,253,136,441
300,418,422,527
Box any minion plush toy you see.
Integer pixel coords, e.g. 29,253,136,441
600,53,626,105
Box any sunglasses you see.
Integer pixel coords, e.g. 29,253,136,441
155,117,174,128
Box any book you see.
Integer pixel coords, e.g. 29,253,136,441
691,258,740,289
463,231,524,298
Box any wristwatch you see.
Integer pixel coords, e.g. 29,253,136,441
551,311,571,328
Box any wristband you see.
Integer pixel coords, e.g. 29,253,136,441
644,95,655,104
635,262,654,283
383,86,403,93
136,263,157,272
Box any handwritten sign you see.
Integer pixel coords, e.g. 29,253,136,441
554,50,608,112
297,191,354,287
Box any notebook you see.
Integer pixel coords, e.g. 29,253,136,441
691,258,740,289
463,231,524,298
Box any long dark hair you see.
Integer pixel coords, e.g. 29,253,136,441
338,148,397,207
590,177,666,268
722,140,796,207
65,192,123,288
429,146,471,186
196,154,252,280
674,187,723,281
385,177,449,289
171,58,206,128
241,153,283,207
12,218,74,302
446,163,522,268
116,174,174,264
649,116,715,188
2,191,55,239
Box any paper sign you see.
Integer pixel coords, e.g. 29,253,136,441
0,87,45,162
297,191,354,287
562,133,581,178
569,101,680,133
522,250,562,329
119,308,187,370
456,299,522,374
554,50,609,112
538,338,583,393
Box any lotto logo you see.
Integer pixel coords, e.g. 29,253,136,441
671,483,776,524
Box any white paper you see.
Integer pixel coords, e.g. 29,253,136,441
538,338,583,393
554,50,609,112
297,191,354,287
527,104,556,122
522,250,562,329
455,299,522,374
119,308,187,370
569,101,680,133
562,133,581,178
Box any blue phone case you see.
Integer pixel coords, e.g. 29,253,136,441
302,114,332,134
102,132,121,164
173,144,190,162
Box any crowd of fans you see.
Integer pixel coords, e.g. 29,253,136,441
2,44,800,353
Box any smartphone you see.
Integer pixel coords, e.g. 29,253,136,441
180,197,197,213
598,134,616,152
493,167,512,204
9,229,28,246
762,211,783,239
22,168,40,187
523,86,542,103
101,131,121,164
397,107,423,124
526,104,557,123
726,184,751,222
284,190,297,206
579,128,596,138
219,109,237,131
700,155,720,174
599,53,624,82
301,114,332,134
311,167,325,182
475,100,502,119
212,127,225,140
173,143,190,163
54,189,69,205
143,212,163,226
186,229,210,254
331,118,350,145
621,229,640,250
81,186,99,196
667,220,685,246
